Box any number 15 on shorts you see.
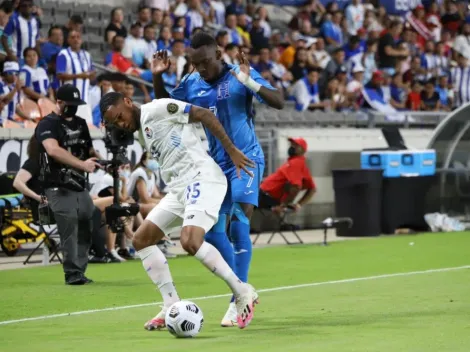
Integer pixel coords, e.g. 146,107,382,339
186,182,201,204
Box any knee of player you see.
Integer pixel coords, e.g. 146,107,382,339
180,227,204,256
231,203,254,223
132,229,153,251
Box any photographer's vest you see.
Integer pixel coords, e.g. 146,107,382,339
37,113,90,190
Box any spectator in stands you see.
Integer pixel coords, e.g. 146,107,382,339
92,72,126,127
88,73,112,113
344,35,363,63
150,8,164,31
143,24,157,68
435,41,450,76
56,30,95,109
346,64,365,109
450,52,470,108
62,15,83,48
216,30,229,48
0,61,24,125
259,137,315,214
250,14,268,49
225,13,242,45
236,13,251,46
104,7,127,45
290,47,315,82
226,0,244,16
292,67,326,111
157,25,172,52
136,5,151,36
420,78,441,111
362,70,385,109
318,47,345,96
127,152,162,217
403,55,426,85
19,47,53,101
222,42,239,65
2,0,39,61
421,40,437,80
310,37,329,69
147,0,169,13
435,74,452,110
324,76,347,111
389,72,407,110
0,0,14,62
378,20,409,76
170,39,187,81
280,35,307,69
122,23,147,69
407,80,422,111
256,6,271,38
321,10,344,51
172,25,190,47
269,46,292,92
345,0,364,36
124,80,135,99
186,0,208,33
40,25,63,66
441,1,462,34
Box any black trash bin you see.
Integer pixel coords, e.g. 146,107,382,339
332,169,383,237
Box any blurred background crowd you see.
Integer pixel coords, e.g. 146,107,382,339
0,0,469,128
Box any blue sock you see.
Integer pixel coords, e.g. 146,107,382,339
230,220,252,283
204,231,234,271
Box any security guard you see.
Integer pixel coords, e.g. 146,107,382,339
35,84,101,285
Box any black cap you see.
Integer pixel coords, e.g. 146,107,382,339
56,84,86,106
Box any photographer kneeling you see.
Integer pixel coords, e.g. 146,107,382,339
35,84,101,285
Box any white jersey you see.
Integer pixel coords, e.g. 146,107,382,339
139,98,224,192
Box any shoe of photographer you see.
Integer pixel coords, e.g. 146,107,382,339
157,243,177,258
88,255,111,264
118,248,135,260
66,275,86,285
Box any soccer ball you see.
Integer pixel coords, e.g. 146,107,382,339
165,301,204,338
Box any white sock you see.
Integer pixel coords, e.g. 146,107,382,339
138,245,180,308
195,242,246,296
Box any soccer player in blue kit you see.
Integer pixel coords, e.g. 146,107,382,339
152,31,284,326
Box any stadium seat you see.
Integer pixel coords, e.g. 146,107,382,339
18,98,41,120
37,97,58,117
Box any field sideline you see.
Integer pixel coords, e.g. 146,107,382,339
0,232,469,352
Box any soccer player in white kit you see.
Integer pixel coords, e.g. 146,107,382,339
100,91,258,330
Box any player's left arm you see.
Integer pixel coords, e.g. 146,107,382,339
232,52,284,110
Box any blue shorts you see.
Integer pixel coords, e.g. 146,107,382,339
220,160,265,215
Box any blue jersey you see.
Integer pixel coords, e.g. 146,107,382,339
170,64,273,170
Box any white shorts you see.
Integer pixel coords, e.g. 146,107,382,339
146,178,227,234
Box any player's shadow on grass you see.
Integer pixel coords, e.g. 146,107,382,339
247,309,447,330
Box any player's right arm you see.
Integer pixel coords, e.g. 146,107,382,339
188,105,255,178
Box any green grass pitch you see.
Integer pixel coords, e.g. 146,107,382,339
0,232,469,352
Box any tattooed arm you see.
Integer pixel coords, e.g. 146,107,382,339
188,105,254,177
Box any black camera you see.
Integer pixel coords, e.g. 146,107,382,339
103,125,134,151
102,125,140,233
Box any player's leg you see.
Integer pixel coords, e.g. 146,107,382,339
204,185,234,271
230,161,264,283
133,194,184,331
183,178,257,328
180,217,256,329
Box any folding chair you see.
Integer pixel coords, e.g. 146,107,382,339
310,217,354,246
253,207,304,245
23,202,61,265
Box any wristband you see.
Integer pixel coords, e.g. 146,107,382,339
236,71,262,93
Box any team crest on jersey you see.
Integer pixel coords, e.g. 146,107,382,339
217,82,230,100
144,126,153,139
167,103,178,114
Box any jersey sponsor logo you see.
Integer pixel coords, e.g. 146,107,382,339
217,82,230,100
169,131,181,148
144,126,153,139
167,103,179,114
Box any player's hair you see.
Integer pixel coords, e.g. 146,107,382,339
190,31,217,49
99,92,124,122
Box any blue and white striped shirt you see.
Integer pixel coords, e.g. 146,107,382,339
3,13,39,59
56,48,93,104
450,65,470,108
19,65,49,96
0,80,19,122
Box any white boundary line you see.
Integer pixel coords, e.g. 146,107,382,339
0,265,468,326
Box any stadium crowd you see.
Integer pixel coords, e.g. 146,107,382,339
0,0,468,127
